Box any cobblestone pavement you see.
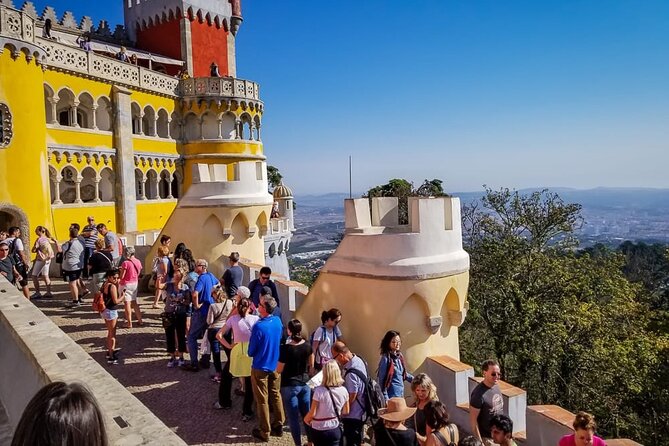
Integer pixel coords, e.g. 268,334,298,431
33,283,301,446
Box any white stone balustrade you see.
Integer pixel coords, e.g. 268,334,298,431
180,76,260,102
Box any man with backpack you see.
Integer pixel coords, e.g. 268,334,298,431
6,227,29,298
332,340,378,446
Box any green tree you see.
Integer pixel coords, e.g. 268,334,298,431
267,165,283,190
460,187,668,445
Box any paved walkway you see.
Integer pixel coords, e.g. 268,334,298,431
32,283,300,446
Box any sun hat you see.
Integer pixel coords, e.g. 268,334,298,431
379,397,417,422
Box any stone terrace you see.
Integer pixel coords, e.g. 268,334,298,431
30,283,298,446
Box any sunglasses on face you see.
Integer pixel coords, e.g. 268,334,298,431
490,372,500,377
0,248,8,251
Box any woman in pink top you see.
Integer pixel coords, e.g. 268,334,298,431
119,246,143,328
559,411,607,446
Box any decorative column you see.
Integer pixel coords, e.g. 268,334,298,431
48,98,58,124
256,122,261,141
217,118,223,139
74,176,83,203
154,174,160,199
250,122,256,141
91,104,98,130
166,118,172,139
71,101,80,128
138,174,146,200
235,119,242,139
199,117,205,140
111,85,138,233
137,113,144,135
52,173,63,204
93,174,101,202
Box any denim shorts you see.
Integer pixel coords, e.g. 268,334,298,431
101,308,118,321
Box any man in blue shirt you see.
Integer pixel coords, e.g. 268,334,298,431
182,259,218,371
248,295,285,442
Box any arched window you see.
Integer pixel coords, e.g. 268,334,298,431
156,109,169,138
99,168,115,202
59,166,78,203
131,102,142,135
202,112,219,139
80,167,97,202
43,84,55,124
221,112,236,140
135,168,145,199
78,92,95,129
171,172,180,199
142,105,156,136
184,113,199,141
56,89,76,127
96,97,112,131
145,169,158,199
169,112,181,140
240,114,252,140
158,170,171,199
253,115,261,141
48,166,58,204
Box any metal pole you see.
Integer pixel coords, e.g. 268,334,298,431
349,155,352,199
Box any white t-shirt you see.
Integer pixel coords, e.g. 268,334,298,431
313,326,338,366
226,314,260,343
311,385,348,431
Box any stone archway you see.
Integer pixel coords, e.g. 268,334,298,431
0,203,30,247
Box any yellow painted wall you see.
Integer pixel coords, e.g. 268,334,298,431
181,141,264,188
132,137,179,155
47,127,114,149
0,49,50,242
136,200,178,231
296,270,470,375
51,205,116,241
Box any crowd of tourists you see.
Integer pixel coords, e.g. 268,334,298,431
1,218,609,446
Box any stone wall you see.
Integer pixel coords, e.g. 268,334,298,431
0,276,185,445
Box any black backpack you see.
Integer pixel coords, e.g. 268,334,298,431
8,238,24,267
344,358,386,422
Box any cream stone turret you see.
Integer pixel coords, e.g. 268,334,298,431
295,196,470,374
264,182,294,278
147,160,272,277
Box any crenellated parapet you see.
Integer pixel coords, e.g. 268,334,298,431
326,196,470,279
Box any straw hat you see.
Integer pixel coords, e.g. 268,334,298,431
379,398,417,422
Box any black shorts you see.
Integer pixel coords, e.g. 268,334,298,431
62,269,83,283
15,264,28,287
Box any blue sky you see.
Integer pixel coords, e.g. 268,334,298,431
31,1,669,194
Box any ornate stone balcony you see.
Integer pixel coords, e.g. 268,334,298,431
179,77,263,111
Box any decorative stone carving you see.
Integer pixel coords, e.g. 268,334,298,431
0,103,12,147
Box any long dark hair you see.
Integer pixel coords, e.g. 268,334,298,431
287,319,303,343
320,308,341,324
173,242,187,260
11,382,108,446
181,249,195,272
379,330,401,355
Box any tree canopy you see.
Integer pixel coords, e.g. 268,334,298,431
364,178,448,223
460,187,668,445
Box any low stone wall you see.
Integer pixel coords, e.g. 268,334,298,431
0,276,185,445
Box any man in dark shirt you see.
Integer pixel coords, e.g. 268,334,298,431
0,241,20,284
222,251,243,298
470,359,504,443
248,266,278,307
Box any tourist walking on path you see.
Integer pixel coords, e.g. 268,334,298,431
119,246,143,328
30,226,55,299
88,239,112,294
304,360,349,446
469,359,504,444
407,373,439,445
248,295,285,442
378,330,413,399
311,308,342,371
80,216,98,279
61,226,89,307
183,259,218,371
422,400,459,446
6,226,30,299
206,287,234,381
100,269,123,364
332,340,368,446
277,318,314,446
163,269,190,368
216,290,257,417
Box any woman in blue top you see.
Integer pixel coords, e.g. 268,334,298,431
378,330,414,399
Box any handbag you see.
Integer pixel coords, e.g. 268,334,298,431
229,341,252,377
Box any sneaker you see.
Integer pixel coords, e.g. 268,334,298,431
43,293,53,298
211,373,221,383
270,426,284,437
30,292,42,299
177,358,186,367
180,363,200,372
167,358,177,368
251,428,269,442
213,401,231,410
106,354,118,365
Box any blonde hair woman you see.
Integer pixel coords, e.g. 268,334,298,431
408,373,439,445
304,360,349,446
